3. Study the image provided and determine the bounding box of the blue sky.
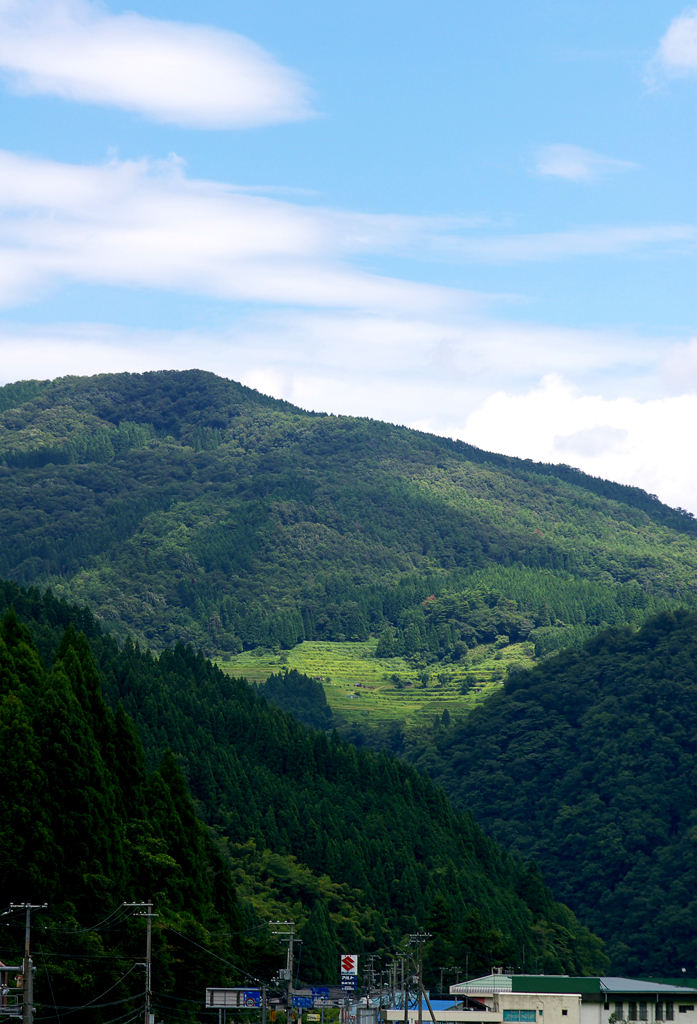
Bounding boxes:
[0,0,695,507]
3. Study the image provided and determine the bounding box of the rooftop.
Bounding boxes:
[450,977,697,998]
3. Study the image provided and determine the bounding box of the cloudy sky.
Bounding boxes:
[0,0,695,508]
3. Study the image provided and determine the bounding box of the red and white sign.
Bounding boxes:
[340,955,358,976]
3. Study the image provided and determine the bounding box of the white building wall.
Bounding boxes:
[496,991,582,1024]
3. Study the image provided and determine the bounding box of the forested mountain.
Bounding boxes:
[0,370,696,661]
[0,602,282,1024]
[401,610,697,975]
[0,579,606,1001]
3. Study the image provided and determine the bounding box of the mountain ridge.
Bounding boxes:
[0,369,695,662]
[1,369,693,534]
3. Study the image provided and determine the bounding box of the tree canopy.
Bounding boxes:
[401,610,697,974]
[0,370,695,661]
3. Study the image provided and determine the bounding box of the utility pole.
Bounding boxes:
[124,901,157,1024]
[270,921,295,1019]
[366,956,376,1005]
[401,957,407,1024]
[409,934,430,1024]
[9,903,46,1024]
[262,983,267,1024]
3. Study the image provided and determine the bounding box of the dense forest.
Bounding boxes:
[0,601,283,1024]
[399,610,697,975]
[0,370,696,660]
[5,370,697,987]
[0,577,607,1018]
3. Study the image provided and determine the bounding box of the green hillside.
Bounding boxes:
[220,637,532,731]
[0,603,283,1024]
[0,578,607,994]
[0,370,695,668]
[400,610,697,975]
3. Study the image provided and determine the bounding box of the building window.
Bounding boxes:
[640,1004,648,1021]
[666,1005,674,1021]
[562,1012,568,1017]
[616,1004,624,1018]
[605,1006,610,1012]
[657,1005,663,1021]
[678,1008,694,1014]
[503,1012,536,1021]
[629,1003,638,1020]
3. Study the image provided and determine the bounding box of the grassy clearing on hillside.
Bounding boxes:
[217,639,535,726]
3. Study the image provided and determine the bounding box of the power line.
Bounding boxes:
[35,996,145,1022]
[38,941,61,1024]
[165,927,261,983]
[49,906,136,935]
[34,963,143,1020]
[40,994,145,1012]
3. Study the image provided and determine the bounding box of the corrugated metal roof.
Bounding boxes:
[451,976,512,994]
[600,978,697,995]
[450,976,697,998]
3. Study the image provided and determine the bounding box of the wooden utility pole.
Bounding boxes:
[270,921,295,1019]
[124,900,157,1024]
[409,934,430,1024]
[401,957,408,1024]
[8,902,46,1024]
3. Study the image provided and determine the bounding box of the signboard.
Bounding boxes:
[341,977,357,991]
[340,955,358,976]
[311,989,330,998]
[206,989,262,1008]
[307,1015,321,1020]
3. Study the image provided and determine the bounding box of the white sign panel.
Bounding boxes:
[340,954,358,976]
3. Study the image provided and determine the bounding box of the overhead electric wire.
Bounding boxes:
[40,994,145,1013]
[34,962,143,1020]
[50,906,136,934]
[100,1005,147,1024]
[23,951,137,962]
[165,928,260,983]
[36,997,145,1023]
[38,941,61,1024]
[205,922,269,938]
[153,990,204,1003]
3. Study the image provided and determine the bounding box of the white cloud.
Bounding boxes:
[0,147,693,519]
[662,335,697,392]
[0,0,312,127]
[0,149,691,316]
[657,8,697,75]
[461,375,697,512]
[534,144,638,183]
[0,149,475,313]
[434,224,695,262]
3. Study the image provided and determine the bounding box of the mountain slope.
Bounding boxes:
[0,370,695,658]
[0,578,607,982]
[401,610,697,974]
[0,603,277,1024]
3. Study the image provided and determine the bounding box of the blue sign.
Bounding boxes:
[243,991,262,1008]
[293,997,313,1008]
[341,978,357,990]
[311,990,330,998]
